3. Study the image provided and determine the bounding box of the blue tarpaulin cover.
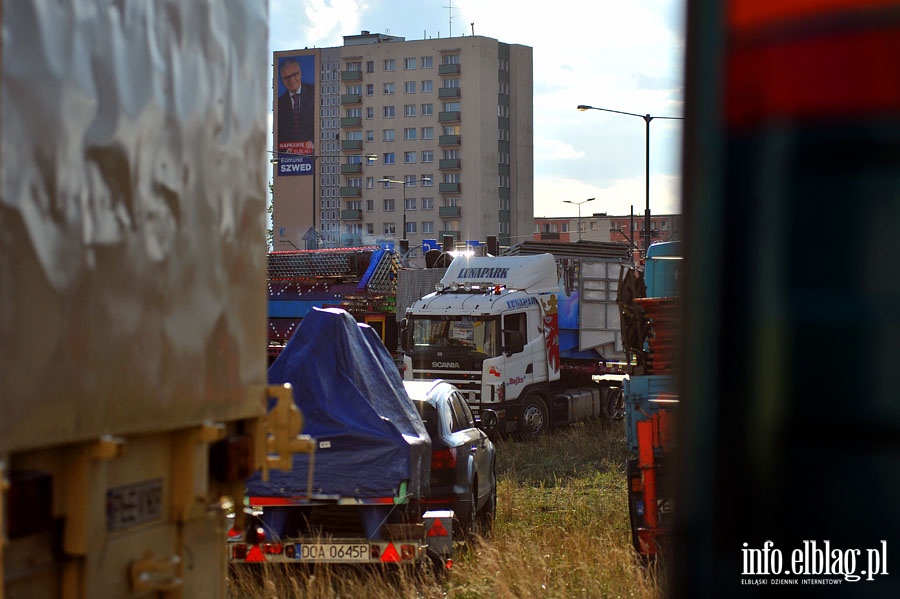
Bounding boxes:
[246,307,430,500]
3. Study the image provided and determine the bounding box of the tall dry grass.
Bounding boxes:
[228,419,665,598]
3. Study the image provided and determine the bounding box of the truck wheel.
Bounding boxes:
[518,395,549,439]
[604,387,625,421]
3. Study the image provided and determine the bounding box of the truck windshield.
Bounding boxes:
[410,316,500,357]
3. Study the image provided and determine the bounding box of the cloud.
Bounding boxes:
[534,174,681,218]
[535,138,585,161]
[301,0,365,47]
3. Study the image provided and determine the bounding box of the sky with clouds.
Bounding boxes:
[269,0,686,218]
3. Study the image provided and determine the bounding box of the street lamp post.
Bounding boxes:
[381,177,432,246]
[563,197,595,242]
[577,104,682,253]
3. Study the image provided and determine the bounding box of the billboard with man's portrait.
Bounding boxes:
[275,53,316,176]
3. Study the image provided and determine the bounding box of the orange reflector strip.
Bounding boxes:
[427,519,449,537]
[380,543,400,563]
[245,545,266,563]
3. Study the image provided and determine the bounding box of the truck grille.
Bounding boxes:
[412,369,482,406]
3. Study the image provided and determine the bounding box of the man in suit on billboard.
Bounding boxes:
[277,57,314,145]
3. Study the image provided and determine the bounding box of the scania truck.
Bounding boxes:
[400,245,631,438]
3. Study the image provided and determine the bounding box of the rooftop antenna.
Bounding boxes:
[471,22,475,36]
[443,0,455,37]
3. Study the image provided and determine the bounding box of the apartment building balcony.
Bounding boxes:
[341,116,362,128]
[438,111,461,123]
[438,63,461,75]
[341,93,362,105]
[439,182,460,193]
[341,209,363,220]
[438,87,460,99]
[438,206,461,218]
[438,134,461,146]
[341,163,363,174]
[341,140,362,151]
[439,158,461,170]
[340,187,362,197]
[341,71,362,81]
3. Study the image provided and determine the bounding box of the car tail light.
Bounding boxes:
[431,447,457,470]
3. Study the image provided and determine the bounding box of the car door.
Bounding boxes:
[448,390,491,507]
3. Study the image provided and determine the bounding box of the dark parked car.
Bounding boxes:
[404,380,498,537]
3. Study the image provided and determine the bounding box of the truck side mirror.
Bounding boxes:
[399,318,409,352]
[502,330,524,356]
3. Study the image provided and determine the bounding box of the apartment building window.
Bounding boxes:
[499,198,510,210]
[366,199,375,211]
[366,130,374,142]
[421,126,434,140]
[498,175,510,187]
[404,81,416,93]
[442,220,459,232]
[383,82,395,95]
[383,199,395,212]
[347,200,362,210]
[384,105,395,118]
[384,59,395,71]
[421,150,434,163]
[406,221,417,234]
[366,223,374,235]
[421,56,433,69]
[346,177,362,188]
[384,222,396,235]
[421,80,433,93]
[443,125,460,135]
[443,78,460,89]
[346,84,361,95]
[383,152,395,164]
[422,221,434,233]
[366,107,374,119]
[442,54,460,65]
[443,173,461,185]
[347,223,362,236]
[404,151,416,163]
[345,130,362,141]
[346,107,362,118]
[366,177,375,190]
[405,57,417,70]
[421,175,434,186]
[366,60,375,73]
[422,198,434,211]
[498,105,509,117]
[443,149,460,159]
[366,84,374,96]
[383,129,395,141]
[404,128,416,140]
[443,197,459,207]
[421,103,433,116]
[442,101,460,111]
[404,175,418,187]
[404,104,417,117]
[405,197,417,211]
[346,61,361,71]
